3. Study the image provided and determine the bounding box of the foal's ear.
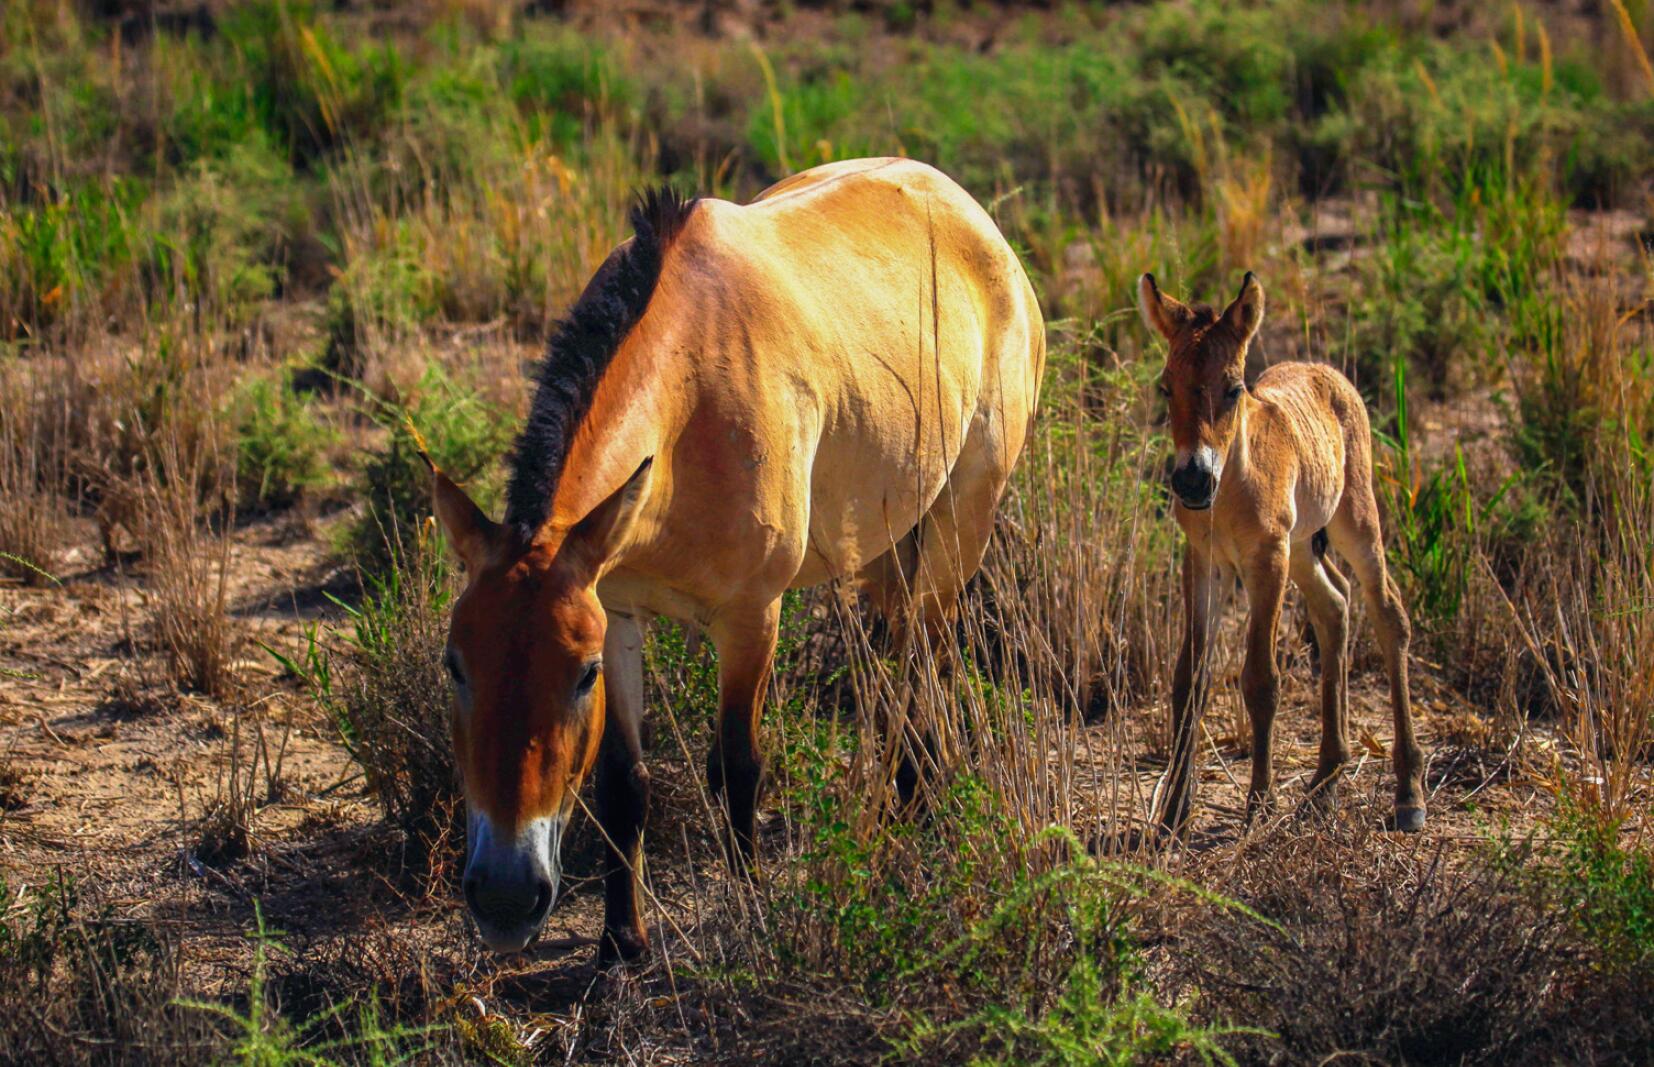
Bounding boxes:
[430,462,501,570]
[562,457,654,582]
[1138,273,1194,342]
[1220,271,1265,346]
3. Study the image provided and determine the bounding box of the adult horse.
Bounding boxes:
[429,158,1045,962]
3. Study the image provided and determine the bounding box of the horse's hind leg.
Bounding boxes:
[1290,541,1351,805]
[707,600,781,867]
[861,423,1011,807]
[1329,487,1426,832]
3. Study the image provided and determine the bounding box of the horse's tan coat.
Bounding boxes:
[435,158,1044,959]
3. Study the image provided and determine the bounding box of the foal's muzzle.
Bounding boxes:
[1170,455,1219,510]
[463,813,562,953]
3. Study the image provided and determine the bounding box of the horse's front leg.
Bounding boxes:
[1153,545,1223,837]
[707,601,780,868]
[596,611,651,965]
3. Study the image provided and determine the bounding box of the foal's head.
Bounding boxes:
[431,459,652,952]
[1138,272,1265,510]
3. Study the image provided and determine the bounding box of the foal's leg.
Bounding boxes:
[1153,546,1226,836]
[1330,491,1426,831]
[1290,545,1351,802]
[596,611,650,964]
[708,601,781,865]
[1239,545,1290,820]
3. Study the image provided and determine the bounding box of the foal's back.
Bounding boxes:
[1250,361,1375,545]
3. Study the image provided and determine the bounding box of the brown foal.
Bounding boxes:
[1138,271,1426,838]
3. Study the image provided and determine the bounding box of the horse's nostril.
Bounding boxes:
[532,879,554,920]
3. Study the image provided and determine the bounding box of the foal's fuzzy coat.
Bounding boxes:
[1139,272,1425,836]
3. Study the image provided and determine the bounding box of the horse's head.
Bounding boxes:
[431,458,652,953]
[1138,272,1264,511]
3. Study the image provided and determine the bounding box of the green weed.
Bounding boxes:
[179,903,440,1066]
[345,364,512,580]
[231,373,337,509]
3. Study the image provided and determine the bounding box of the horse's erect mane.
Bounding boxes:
[1186,304,1220,329]
[504,186,699,536]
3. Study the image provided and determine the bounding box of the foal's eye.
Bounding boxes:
[444,649,466,689]
[575,659,602,698]
[1224,383,1244,402]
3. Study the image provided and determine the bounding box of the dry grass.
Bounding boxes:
[1174,801,1654,1066]
[133,427,241,698]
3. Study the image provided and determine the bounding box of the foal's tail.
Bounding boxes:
[1312,527,1329,559]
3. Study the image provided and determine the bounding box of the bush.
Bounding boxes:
[1179,804,1654,1066]
[1541,802,1654,971]
[344,364,512,581]
[231,372,337,510]
[0,872,220,1063]
[279,542,459,868]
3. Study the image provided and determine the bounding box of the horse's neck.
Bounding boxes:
[546,333,684,535]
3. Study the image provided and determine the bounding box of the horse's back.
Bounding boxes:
[1253,361,1371,542]
[664,159,1043,587]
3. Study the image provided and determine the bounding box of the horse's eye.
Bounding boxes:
[1225,383,1244,402]
[575,659,602,698]
[445,649,466,688]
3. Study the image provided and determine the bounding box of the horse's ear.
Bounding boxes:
[1221,271,1265,346]
[1138,273,1193,342]
[562,457,654,581]
[429,458,500,569]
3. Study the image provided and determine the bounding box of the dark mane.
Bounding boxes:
[1186,304,1220,328]
[504,187,698,536]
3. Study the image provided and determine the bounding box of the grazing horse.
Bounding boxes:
[429,158,1045,962]
[1137,272,1424,838]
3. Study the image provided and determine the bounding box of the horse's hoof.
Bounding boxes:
[1388,806,1427,833]
[597,928,650,968]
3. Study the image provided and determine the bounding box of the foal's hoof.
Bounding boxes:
[597,927,650,969]
[1387,805,1427,834]
[1091,825,1170,856]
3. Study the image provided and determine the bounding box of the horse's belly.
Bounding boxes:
[796,384,976,584]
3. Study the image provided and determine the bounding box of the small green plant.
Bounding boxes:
[178,902,440,1066]
[231,373,337,509]
[270,540,458,864]
[1383,359,1519,634]
[0,870,215,1058]
[1542,798,1654,970]
[344,365,511,581]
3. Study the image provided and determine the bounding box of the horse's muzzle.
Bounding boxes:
[463,813,561,953]
[1170,458,1218,511]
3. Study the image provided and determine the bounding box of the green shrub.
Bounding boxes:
[230,373,336,510]
[218,2,406,166]
[1543,801,1654,971]
[273,544,458,866]
[344,364,511,580]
